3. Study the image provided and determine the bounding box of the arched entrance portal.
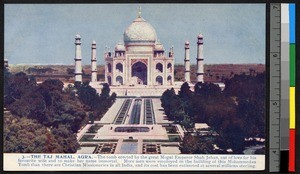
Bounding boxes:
[132,61,147,85]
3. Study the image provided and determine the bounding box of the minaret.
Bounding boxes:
[196,33,204,83]
[74,33,82,83]
[104,46,108,83]
[168,45,174,57]
[184,41,190,82]
[138,6,142,18]
[91,40,97,82]
[4,58,8,68]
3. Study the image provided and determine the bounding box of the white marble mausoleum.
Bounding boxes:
[74,9,205,96]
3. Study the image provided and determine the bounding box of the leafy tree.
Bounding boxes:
[4,68,86,153]
[224,72,265,139]
[162,71,265,154]
[40,79,64,91]
[74,81,81,89]
[77,82,98,108]
[181,114,194,129]
[76,81,115,121]
[8,92,46,122]
[180,133,214,154]
[161,88,184,122]
[161,88,176,116]
[4,112,62,153]
[178,82,193,99]
[178,82,193,114]
[89,112,94,124]
[217,116,246,153]
[194,82,221,97]
[180,133,199,154]
[110,92,117,103]
[5,72,37,103]
[51,125,80,153]
[100,83,110,100]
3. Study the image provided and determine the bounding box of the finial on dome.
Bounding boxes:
[138,6,142,18]
[75,33,81,39]
[198,33,203,38]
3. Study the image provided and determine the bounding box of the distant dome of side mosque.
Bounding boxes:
[124,8,157,45]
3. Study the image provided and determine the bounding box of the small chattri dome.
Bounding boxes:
[185,41,189,45]
[154,41,164,51]
[75,33,81,39]
[92,40,96,44]
[115,42,125,51]
[198,33,203,38]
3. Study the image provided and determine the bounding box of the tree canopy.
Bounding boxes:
[4,112,62,153]
[162,71,265,154]
[4,69,116,153]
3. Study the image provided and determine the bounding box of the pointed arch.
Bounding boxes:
[156,76,163,85]
[167,75,172,85]
[167,63,172,73]
[116,63,123,73]
[132,61,147,85]
[116,76,123,85]
[156,63,163,73]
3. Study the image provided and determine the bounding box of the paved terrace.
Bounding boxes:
[90,82,185,97]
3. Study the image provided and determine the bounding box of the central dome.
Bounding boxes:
[124,16,157,45]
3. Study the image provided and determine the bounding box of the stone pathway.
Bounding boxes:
[152,98,172,124]
[77,98,182,154]
[96,98,125,124]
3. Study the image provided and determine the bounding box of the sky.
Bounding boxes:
[4,4,266,65]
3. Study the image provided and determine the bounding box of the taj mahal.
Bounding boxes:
[75,8,208,154]
[74,8,204,96]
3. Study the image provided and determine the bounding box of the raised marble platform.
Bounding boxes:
[90,81,185,96]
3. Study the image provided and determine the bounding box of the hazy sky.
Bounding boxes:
[5,4,265,65]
